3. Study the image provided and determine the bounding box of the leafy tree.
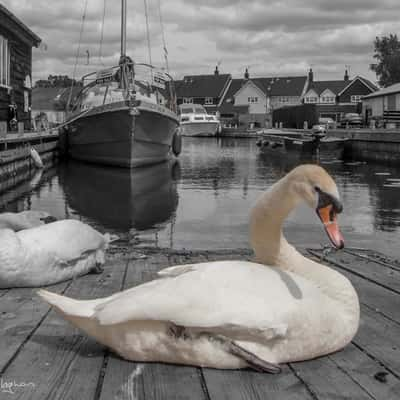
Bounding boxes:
[370,34,400,87]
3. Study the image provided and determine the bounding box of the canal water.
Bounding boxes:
[1,137,399,258]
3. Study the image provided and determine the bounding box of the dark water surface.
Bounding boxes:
[2,137,399,258]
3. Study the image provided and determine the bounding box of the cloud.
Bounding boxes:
[3,0,398,83]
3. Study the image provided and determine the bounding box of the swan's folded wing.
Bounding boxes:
[94,261,293,339]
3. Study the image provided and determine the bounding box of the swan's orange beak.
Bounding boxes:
[316,204,344,249]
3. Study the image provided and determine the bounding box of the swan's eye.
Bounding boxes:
[314,186,321,193]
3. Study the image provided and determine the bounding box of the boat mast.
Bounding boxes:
[121,0,126,58]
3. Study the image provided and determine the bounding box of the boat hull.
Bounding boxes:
[180,121,220,137]
[65,100,179,168]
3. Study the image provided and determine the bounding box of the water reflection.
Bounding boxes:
[0,137,398,257]
[58,160,179,231]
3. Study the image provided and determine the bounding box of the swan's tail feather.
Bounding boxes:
[37,289,96,318]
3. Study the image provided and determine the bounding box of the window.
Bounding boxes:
[205,97,213,105]
[321,96,335,103]
[351,95,362,103]
[279,97,289,103]
[248,96,258,103]
[183,97,193,104]
[305,96,317,103]
[0,35,10,86]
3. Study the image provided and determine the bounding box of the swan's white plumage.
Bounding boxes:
[37,165,360,371]
[0,219,113,288]
[0,210,55,231]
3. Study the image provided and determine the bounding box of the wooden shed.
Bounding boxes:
[0,4,41,133]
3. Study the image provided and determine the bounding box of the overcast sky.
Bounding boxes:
[4,0,400,84]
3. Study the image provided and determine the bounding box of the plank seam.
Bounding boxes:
[327,356,378,400]
[361,302,400,327]
[344,249,400,273]
[93,257,130,400]
[351,341,400,380]
[0,281,73,376]
[198,368,212,400]
[307,249,400,296]
[288,364,320,400]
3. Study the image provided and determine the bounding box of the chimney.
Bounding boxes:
[214,65,219,76]
[244,67,249,80]
[308,68,313,83]
[344,69,349,81]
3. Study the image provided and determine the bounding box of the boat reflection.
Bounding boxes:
[58,160,180,231]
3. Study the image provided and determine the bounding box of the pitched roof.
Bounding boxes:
[363,82,400,99]
[307,80,349,96]
[307,76,379,97]
[0,4,41,46]
[252,76,307,96]
[219,78,247,113]
[175,74,231,98]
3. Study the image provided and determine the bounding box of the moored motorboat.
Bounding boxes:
[179,104,221,137]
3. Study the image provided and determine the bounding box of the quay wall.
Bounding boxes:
[327,129,400,165]
[0,133,59,195]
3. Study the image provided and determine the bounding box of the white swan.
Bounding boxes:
[38,165,360,373]
[0,210,57,231]
[0,219,117,288]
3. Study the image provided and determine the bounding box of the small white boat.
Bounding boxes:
[179,104,221,137]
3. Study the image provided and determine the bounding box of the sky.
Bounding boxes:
[4,0,400,84]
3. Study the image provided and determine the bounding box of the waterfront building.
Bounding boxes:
[362,82,400,128]
[0,4,41,134]
[303,68,377,123]
[175,66,231,115]
[219,69,308,128]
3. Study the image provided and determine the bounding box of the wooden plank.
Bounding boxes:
[289,357,375,400]
[308,248,400,294]
[99,254,208,400]
[330,343,400,400]
[308,249,400,324]
[353,305,400,377]
[0,280,70,373]
[0,258,128,399]
[203,366,314,400]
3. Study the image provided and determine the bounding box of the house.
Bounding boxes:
[303,68,378,123]
[175,66,231,114]
[362,82,400,128]
[219,69,308,128]
[0,4,41,133]
[31,86,79,129]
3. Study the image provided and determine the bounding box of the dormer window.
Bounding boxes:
[183,97,193,104]
[205,97,213,105]
[304,96,318,103]
[321,96,335,103]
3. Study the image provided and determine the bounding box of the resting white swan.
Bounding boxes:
[0,219,117,288]
[0,210,57,231]
[38,165,360,373]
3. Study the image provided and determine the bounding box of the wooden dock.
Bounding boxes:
[0,246,399,399]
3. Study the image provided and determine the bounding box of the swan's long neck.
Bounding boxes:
[249,176,359,329]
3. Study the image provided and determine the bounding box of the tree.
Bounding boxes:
[370,34,400,87]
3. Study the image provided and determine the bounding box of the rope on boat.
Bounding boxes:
[98,0,107,66]
[157,0,169,73]
[143,0,154,82]
[67,0,89,108]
